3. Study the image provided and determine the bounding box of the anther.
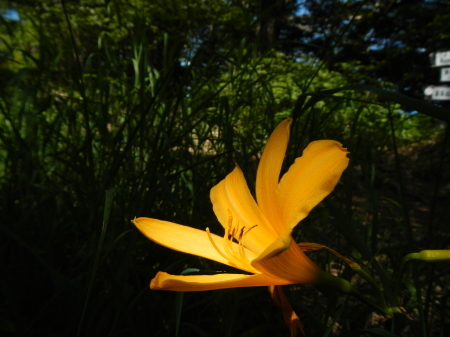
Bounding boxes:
[239,227,245,240]
[245,224,258,234]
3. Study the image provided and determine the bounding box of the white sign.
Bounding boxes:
[424,86,450,100]
[441,67,450,82]
[436,51,450,67]
[424,87,434,96]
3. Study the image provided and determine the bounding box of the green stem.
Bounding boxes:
[388,111,427,337]
[317,271,400,317]
[394,250,450,304]
[77,189,114,337]
[311,243,388,309]
[351,265,388,310]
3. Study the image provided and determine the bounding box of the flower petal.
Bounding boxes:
[150,271,295,291]
[251,239,322,284]
[268,285,304,337]
[253,228,292,261]
[132,218,257,273]
[277,140,349,230]
[210,166,279,255]
[256,119,291,234]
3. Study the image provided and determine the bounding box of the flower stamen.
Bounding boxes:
[205,210,256,272]
[205,227,230,262]
[238,224,258,263]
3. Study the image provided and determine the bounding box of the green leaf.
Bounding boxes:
[306,84,450,122]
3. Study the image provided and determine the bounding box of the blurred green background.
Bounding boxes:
[1,1,450,336]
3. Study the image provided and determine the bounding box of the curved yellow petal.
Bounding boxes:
[210,166,279,255]
[256,119,291,234]
[150,271,295,291]
[251,239,322,284]
[132,218,257,273]
[277,140,349,230]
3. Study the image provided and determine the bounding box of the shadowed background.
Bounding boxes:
[1,1,450,336]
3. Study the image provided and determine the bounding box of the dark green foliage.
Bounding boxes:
[291,0,450,99]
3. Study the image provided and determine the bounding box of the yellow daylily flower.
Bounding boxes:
[133,118,349,292]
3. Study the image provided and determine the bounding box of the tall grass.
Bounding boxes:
[1,2,449,337]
